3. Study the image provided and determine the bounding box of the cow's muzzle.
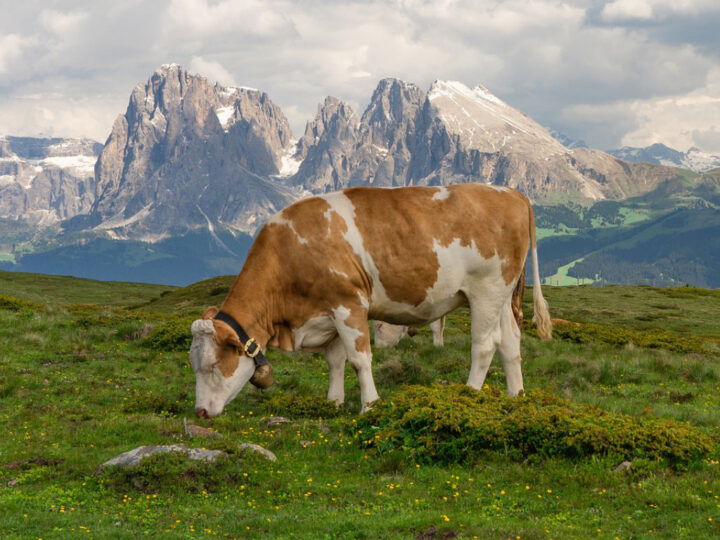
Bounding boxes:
[249,363,273,389]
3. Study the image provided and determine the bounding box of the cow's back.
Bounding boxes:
[338,185,530,303]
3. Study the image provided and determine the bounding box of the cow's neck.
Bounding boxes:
[220,246,281,349]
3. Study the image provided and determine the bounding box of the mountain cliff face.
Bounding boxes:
[290,79,682,204]
[0,136,100,224]
[608,143,720,173]
[90,64,299,239]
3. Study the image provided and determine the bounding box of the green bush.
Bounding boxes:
[99,449,263,493]
[353,384,714,466]
[145,316,195,351]
[0,294,42,312]
[265,393,345,418]
[552,322,709,354]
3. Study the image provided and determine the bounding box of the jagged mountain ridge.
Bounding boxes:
[89,64,301,240]
[0,136,101,224]
[289,77,682,204]
[6,66,690,242]
[607,143,720,173]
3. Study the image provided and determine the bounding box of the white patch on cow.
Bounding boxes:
[331,305,363,348]
[487,185,510,192]
[292,314,336,350]
[268,213,308,245]
[189,319,255,417]
[432,186,450,200]
[357,292,369,309]
[428,239,511,311]
[189,320,216,372]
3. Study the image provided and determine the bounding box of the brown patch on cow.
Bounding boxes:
[219,195,372,351]
[211,320,242,377]
[346,185,531,305]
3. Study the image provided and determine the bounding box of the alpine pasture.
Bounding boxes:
[1,271,719,538]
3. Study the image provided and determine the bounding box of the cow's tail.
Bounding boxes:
[528,204,553,340]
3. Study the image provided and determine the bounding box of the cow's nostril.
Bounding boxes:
[195,407,209,418]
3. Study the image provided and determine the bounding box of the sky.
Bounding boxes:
[1,0,719,153]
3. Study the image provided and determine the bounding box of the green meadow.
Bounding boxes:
[1,271,719,538]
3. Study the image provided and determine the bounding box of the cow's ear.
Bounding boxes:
[202,306,219,319]
[225,332,242,350]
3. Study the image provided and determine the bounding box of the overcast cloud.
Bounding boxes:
[1,0,719,152]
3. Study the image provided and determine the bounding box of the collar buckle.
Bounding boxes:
[244,337,261,358]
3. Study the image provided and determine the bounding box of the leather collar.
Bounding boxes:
[214,311,268,366]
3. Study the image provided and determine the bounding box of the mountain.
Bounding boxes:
[535,169,720,288]
[548,129,587,149]
[292,78,684,203]
[608,143,720,173]
[88,63,301,240]
[0,136,101,225]
[0,66,714,285]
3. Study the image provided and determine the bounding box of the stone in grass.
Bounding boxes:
[96,444,225,473]
[238,443,277,462]
[614,460,633,473]
[266,416,293,427]
[183,417,222,438]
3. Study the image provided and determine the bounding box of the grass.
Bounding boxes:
[1,273,720,538]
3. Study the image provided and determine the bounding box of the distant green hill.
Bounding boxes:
[536,170,720,287]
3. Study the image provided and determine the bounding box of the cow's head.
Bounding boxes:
[189,307,273,418]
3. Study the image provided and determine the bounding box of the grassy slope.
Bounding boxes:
[0,270,175,306]
[1,276,720,538]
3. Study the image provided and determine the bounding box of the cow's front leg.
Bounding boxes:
[332,305,378,413]
[325,336,347,405]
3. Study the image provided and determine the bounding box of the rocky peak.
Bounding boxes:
[0,136,101,224]
[361,78,424,143]
[89,64,297,238]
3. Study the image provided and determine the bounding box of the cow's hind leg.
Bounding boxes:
[496,300,524,396]
[332,305,379,413]
[325,336,346,405]
[467,287,511,390]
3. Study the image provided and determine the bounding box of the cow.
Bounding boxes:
[189,184,552,418]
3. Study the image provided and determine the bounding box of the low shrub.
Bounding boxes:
[145,316,195,351]
[551,322,709,354]
[99,449,264,493]
[353,384,714,466]
[265,393,345,418]
[0,294,42,312]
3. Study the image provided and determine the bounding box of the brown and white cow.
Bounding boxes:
[189,184,552,417]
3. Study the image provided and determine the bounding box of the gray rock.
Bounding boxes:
[89,64,298,240]
[266,416,293,427]
[0,136,100,223]
[614,460,633,473]
[183,417,222,438]
[237,442,277,462]
[97,444,224,472]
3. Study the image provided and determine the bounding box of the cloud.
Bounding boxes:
[0,0,719,152]
[600,0,720,22]
[39,9,88,35]
[188,56,237,87]
[0,34,36,74]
